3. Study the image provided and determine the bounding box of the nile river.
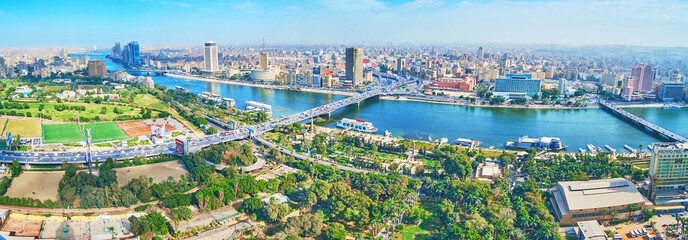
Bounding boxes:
[83,52,688,152]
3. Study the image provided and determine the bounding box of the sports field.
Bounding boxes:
[80,122,128,142]
[3,119,42,138]
[43,123,84,143]
[5,171,63,201]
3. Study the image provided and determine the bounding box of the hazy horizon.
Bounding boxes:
[1,0,687,47]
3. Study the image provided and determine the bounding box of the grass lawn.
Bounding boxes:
[81,122,128,142]
[43,123,84,143]
[3,119,42,138]
[133,94,170,110]
[0,101,143,122]
[399,225,431,240]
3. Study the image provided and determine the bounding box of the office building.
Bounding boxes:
[87,60,106,77]
[112,42,121,59]
[631,64,655,93]
[577,220,607,240]
[549,178,648,225]
[345,47,363,86]
[670,69,683,83]
[477,46,484,60]
[493,75,542,98]
[204,41,219,72]
[648,142,688,207]
[657,82,685,102]
[621,76,641,101]
[259,41,268,70]
[559,79,568,95]
[121,41,140,66]
[431,77,475,91]
[396,57,406,73]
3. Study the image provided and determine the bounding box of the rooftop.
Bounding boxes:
[550,178,647,215]
[577,220,607,240]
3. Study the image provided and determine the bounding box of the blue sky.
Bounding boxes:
[0,0,686,47]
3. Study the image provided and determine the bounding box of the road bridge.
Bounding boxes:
[0,74,411,164]
[599,101,688,143]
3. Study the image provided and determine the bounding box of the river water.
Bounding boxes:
[82,52,688,152]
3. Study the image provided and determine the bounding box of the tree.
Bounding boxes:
[10,160,22,177]
[285,213,323,238]
[172,207,192,222]
[241,197,263,214]
[326,222,347,240]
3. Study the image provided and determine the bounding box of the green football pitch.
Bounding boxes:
[43,123,84,143]
[80,122,128,142]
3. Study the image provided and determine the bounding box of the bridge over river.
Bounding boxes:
[0,74,411,164]
[599,101,688,143]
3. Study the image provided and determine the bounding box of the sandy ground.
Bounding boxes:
[115,160,189,186]
[166,73,356,96]
[6,171,64,201]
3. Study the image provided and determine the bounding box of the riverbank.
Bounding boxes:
[380,96,600,109]
[165,73,356,96]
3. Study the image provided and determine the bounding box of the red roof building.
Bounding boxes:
[432,77,476,91]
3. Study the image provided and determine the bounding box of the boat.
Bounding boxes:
[579,148,586,153]
[587,144,597,153]
[647,144,653,151]
[437,137,449,145]
[385,130,392,137]
[624,145,637,153]
[662,104,682,110]
[604,145,616,153]
[504,136,566,151]
[336,118,378,133]
[598,147,604,152]
[453,138,477,147]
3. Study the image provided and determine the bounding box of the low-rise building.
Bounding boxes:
[493,75,542,98]
[431,77,475,91]
[549,178,649,225]
[577,220,607,240]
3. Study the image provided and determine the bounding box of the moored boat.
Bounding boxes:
[336,118,378,133]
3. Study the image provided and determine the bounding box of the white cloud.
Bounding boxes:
[401,0,443,10]
[285,6,299,11]
[200,8,214,12]
[176,2,190,7]
[320,0,387,14]
[159,1,169,4]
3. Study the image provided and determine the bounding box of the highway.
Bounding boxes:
[0,74,412,165]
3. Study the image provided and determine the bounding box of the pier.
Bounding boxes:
[599,101,688,143]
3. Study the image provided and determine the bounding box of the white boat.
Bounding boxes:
[438,137,448,145]
[647,144,653,151]
[579,148,586,153]
[587,144,597,153]
[662,104,682,110]
[385,130,392,137]
[336,118,378,133]
[604,145,616,153]
[624,145,637,153]
[504,136,566,151]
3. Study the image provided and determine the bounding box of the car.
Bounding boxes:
[331,164,336,166]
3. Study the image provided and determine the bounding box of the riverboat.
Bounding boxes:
[336,118,378,133]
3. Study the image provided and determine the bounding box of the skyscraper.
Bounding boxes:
[345,47,363,86]
[112,42,121,59]
[477,46,484,60]
[204,41,219,72]
[396,57,406,73]
[559,79,567,95]
[259,39,268,70]
[631,64,655,93]
[87,60,106,77]
[122,41,140,66]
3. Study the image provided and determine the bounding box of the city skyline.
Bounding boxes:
[1,0,687,47]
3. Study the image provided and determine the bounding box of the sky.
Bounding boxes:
[0,0,687,47]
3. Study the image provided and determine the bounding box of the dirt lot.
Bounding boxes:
[115,160,189,186]
[1,216,42,237]
[6,171,64,201]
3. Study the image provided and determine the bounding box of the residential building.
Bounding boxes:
[87,60,106,77]
[648,142,688,207]
[577,220,607,240]
[549,178,649,225]
[657,82,685,102]
[631,64,655,93]
[345,47,363,86]
[559,79,568,95]
[204,41,219,72]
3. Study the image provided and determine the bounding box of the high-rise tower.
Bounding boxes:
[345,47,363,86]
[259,38,268,70]
[204,41,219,72]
